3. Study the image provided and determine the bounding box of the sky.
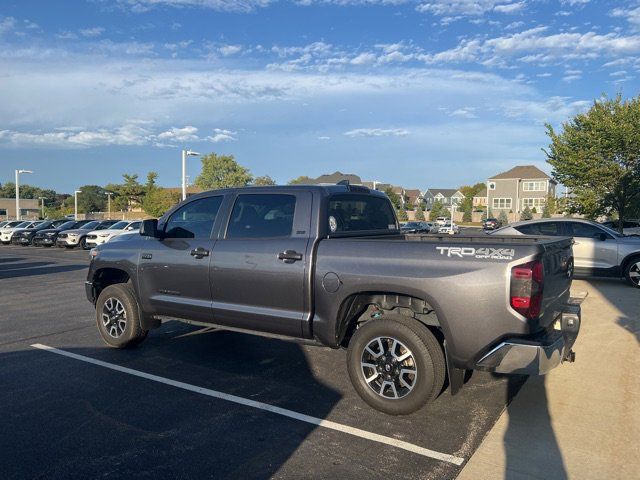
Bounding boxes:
[0,0,638,194]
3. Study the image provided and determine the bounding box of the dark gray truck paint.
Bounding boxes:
[86,185,579,384]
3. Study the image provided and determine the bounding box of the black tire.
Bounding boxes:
[624,256,640,288]
[96,283,148,348]
[346,315,445,415]
[80,237,88,250]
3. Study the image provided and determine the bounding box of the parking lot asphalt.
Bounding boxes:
[0,245,525,480]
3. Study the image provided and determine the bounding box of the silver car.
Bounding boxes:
[490,218,640,288]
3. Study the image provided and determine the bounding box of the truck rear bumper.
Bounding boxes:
[475,305,580,375]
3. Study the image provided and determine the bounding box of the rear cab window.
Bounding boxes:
[327,194,398,234]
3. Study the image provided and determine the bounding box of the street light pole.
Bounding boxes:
[106,192,113,219]
[181,149,200,201]
[15,169,34,220]
[74,190,82,221]
[38,197,45,219]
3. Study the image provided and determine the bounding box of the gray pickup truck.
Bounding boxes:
[86,184,580,415]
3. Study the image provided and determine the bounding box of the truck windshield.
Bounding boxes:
[328,194,398,234]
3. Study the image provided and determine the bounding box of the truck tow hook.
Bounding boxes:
[564,350,576,363]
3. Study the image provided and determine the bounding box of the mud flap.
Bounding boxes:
[445,340,465,395]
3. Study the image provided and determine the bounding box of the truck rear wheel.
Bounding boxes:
[96,284,148,348]
[346,315,445,415]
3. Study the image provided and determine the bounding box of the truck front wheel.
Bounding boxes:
[96,284,148,348]
[346,316,445,415]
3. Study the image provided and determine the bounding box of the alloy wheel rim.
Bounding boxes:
[361,336,417,400]
[630,262,640,286]
[101,297,127,338]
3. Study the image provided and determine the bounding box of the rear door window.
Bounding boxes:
[328,194,397,233]
[227,194,296,238]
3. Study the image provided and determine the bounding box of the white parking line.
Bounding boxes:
[31,343,465,466]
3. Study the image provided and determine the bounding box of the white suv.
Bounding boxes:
[85,220,141,248]
[0,221,42,244]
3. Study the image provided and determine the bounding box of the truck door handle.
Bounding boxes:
[277,250,303,263]
[190,247,210,259]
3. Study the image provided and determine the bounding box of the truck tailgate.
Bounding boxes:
[538,237,574,329]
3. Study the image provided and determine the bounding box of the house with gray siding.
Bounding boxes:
[487,165,557,214]
[423,188,464,210]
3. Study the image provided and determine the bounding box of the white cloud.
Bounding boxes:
[219,44,243,56]
[350,52,377,65]
[344,128,409,137]
[318,136,331,140]
[0,122,153,148]
[493,2,526,14]
[420,27,640,66]
[207,128,238,142]
[120,0,275,13]
[79,27,105,38]
[156,126,199,142]
[416,1,526,16]
[0,16,17,35]
[450,107,478,118]
[610,6,640,27]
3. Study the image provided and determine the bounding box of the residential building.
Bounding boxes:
[423,188,464,210]
[0,198,40,220]
[312,171,363,185]
[404,189,424,208]
[473,187,487,208]
[486,165,557,214]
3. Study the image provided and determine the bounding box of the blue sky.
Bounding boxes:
[0,0,637,193]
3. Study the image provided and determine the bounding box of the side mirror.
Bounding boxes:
[598,233,608,241]
[140,219,162,238]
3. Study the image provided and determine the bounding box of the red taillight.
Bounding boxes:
[510,260,544,319]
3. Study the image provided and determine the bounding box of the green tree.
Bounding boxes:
[143,188,179,218]
[397,208,408,222]
[429,200,447,221]
[195,153,253,190]
[542,203,551,218]
[253,175,277,186]
[498,210,509,225]
[384,188,402,210]
[546,195,558,215]
[414,208,425,221]
[545,94,640,232]
[288,175,314,185]
[141,171,179,217]
[77,185,106,213]
[520,206,534,221]
[462,202,472,222]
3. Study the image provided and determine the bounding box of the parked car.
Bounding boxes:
[85,184,580,415]
[434,216,447,226]
[490,218,640,288]
[32,220,93,247]
[11,219,69,246]
[601,220,640,236]
[85,221,142,248]
[400,221,432,234]
[56,220,119,250]
[483,218,502,231]
[438,221,459,235]
[0,221,43,245]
